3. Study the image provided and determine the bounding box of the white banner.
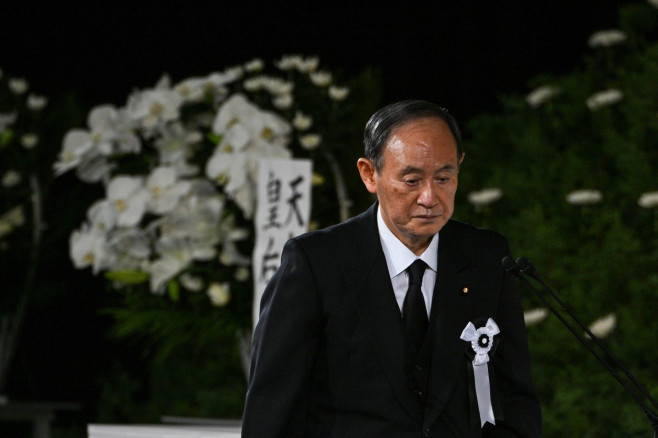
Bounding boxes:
[252,158,312,329]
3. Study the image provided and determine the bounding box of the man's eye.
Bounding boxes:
[405,179,419,185]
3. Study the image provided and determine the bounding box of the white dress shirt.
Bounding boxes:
[377,206,438,317]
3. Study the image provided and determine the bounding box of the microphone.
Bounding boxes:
[503,256,658,436]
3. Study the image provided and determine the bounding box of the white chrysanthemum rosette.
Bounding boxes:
[460,318,500,427]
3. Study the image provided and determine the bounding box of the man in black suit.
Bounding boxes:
[242,100,541,437]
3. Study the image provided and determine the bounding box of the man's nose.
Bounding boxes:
[417,181,438,207]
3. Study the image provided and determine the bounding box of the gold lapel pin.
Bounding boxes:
[462,287,469,294]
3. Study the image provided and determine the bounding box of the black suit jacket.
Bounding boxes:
[242,203,541,437]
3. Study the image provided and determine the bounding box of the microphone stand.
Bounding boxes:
[502,256,658,437]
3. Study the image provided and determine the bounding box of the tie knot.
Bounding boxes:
[407,259,427,287]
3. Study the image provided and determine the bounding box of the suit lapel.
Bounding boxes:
[424,220,474,425]
[343,203,424,425]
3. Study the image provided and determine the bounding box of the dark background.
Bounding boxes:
[1,1,634,120]
[0,0,637,431]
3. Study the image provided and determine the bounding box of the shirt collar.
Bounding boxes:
[377,206,439,278]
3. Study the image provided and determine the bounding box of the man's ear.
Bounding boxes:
[357,158,377,194]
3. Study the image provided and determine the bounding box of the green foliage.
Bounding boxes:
[456,3,658,436]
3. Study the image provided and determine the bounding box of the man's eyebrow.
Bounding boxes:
[398,164,457,175]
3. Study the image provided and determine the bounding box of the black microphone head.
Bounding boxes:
[502,256,521,275]
[516,257,538,279]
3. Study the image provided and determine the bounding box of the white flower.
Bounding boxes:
[586,89,623,110]
[106,176,149,227]
[54,105,140,180]
[272,93,293,109]
[566,189,603,205]
[8,78,28,95]
[212,94,291,148]
[126,87,184,130]
[106,227,151,271]
[147,235,197,292]
[54,129,95,175]
[292,111,313,130]
[244,58,264,72]
[587,313,617,338]
[27,93,48,110]
[467,188,503,208]
[21,133,38,149]
[275,54,304,71]
[206,150,248,186]
[310,71,332,87]
[524,308,548,326]
[638,191,658,208]
[261,77,294,96]
[588,29,627,48]
[2,170,21,187]
[207,282,231,307]
[145,166,192,214]
[70,225,112,274]
[180,273,204,292]
[526,85,561,108]
[243,76,264,92]
[153,122,201,177]
[219,217,250,266]
[299,134,322,150]
[147,255,188,293]
[86,199,119,233]
[298,56,320,73]
[328,85,349,101]
[157,187,224,258]
[174,71,238,102]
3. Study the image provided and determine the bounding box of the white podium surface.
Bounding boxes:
[88,424,241,438]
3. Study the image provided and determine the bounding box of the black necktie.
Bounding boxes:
[402,259,428,352]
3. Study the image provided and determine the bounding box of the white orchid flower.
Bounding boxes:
[106,227,151,271]
[86,199,119,233]
[126,88,184,130]
[70,225,112,274]
[53,129,95,175]
[106,176,149,227]
[147,235,197,292]
[146,166,192,214]
[153,122,202,176]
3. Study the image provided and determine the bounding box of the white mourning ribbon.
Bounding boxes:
[460,318,500,427]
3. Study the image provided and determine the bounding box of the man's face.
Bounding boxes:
[358,117,463,254]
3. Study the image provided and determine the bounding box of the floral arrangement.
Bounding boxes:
[54,55,353,310]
